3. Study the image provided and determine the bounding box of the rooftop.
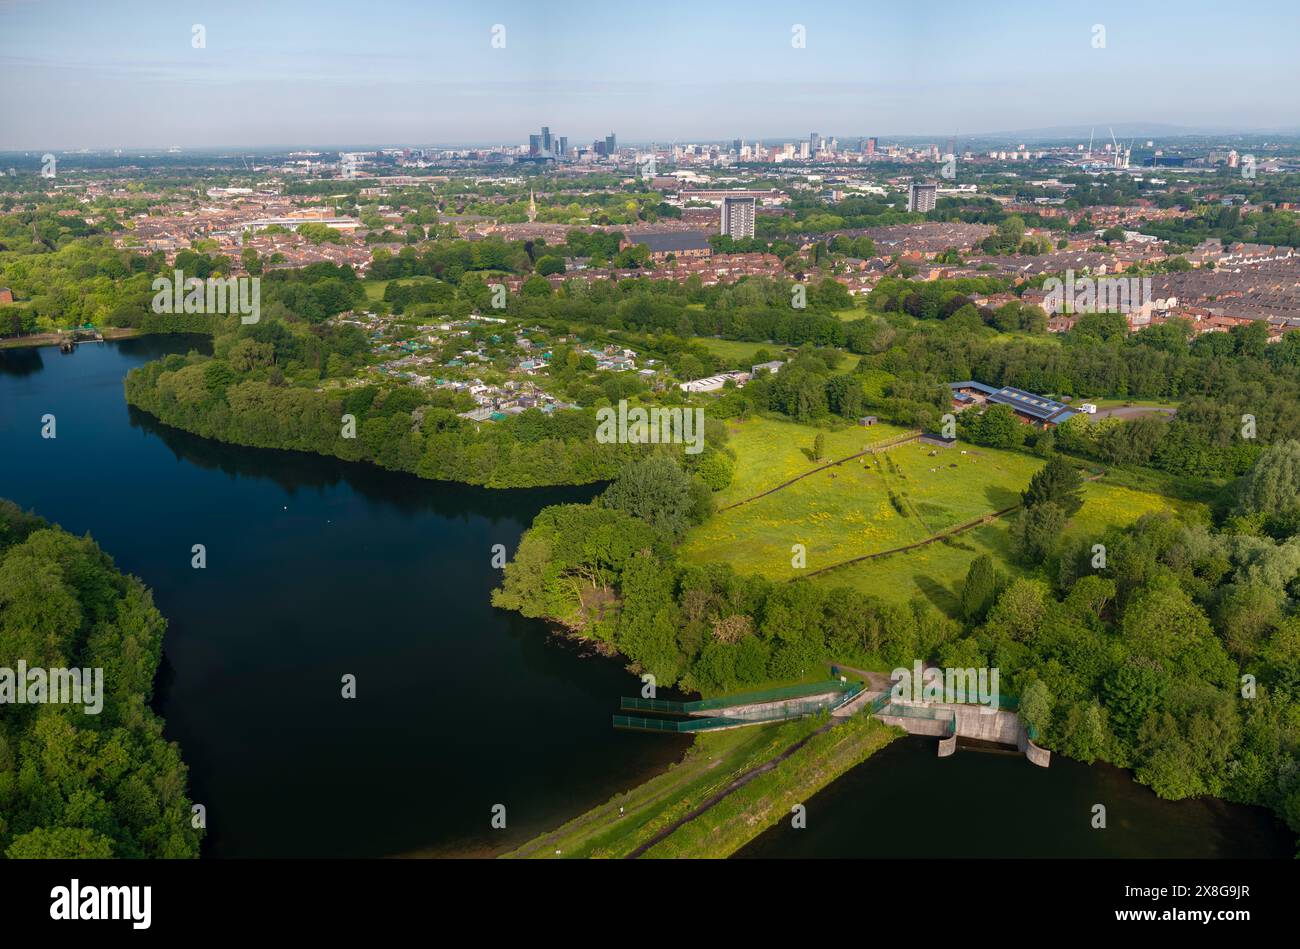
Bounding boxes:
[950,380,1078,424]
[628,231,712,253]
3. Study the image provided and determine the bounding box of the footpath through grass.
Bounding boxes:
[505,712,900,859]
[504,716,826,859]
[641,715,900,859]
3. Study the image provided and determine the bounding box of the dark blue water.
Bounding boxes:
[739,737,1294,858]
[0,338,687,857]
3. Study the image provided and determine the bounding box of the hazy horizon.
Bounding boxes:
[3,0,1299,150]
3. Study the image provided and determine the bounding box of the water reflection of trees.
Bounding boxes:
[0,346,45,377]
[126,404,600,522]
[115,334,213,360]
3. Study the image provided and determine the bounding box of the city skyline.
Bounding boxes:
[6,122,1296,156]
[3,0,1300,150]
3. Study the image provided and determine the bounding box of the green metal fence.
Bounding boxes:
[619,679,859,716]
[613,689,855,733]
[619,697,693,715]
[612,714,752,733]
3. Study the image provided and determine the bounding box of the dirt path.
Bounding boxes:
[624,719,837,859]
[832,666,893,692]
[506,751,718,859]
[1094,406,1177,420]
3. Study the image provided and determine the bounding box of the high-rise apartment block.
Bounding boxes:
[908,181,937,213]
[720,195,756,239]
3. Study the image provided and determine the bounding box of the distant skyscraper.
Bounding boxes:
[605,133,617,155]
[527,127,565,159]
[908,181,937,213]
[720,195,756,240]
[866,137,877,156]
[810,132,821,153]
[733,138,742,154]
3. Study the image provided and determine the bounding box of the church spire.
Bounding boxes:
[528,188,537,223]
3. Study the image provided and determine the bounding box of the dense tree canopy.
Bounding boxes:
[0,501,202,859]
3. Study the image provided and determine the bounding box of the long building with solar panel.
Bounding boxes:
[948,380,1080,428]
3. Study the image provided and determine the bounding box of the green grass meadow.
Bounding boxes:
[690,417,1202,614]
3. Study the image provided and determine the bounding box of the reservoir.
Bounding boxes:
[0,337,688,857]
[1,338,1292,859]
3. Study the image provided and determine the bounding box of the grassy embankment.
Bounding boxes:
[506,709,899,859]
[642,715,897,858]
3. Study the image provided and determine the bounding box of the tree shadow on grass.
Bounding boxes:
[984,484,1021,510]
[914,573,961,619]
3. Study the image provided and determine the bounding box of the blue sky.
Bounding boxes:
[1,0,1298,149]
